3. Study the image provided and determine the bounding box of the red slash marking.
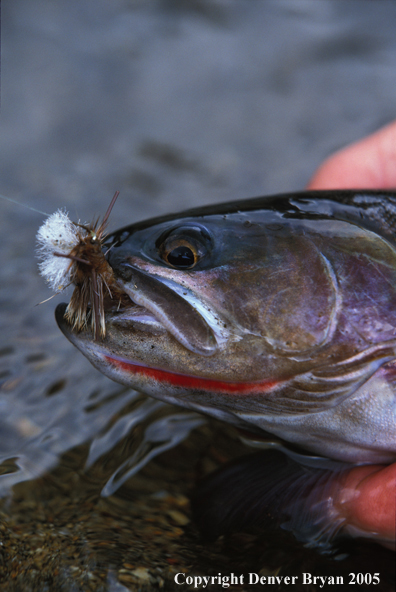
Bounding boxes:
[104,355,279,394]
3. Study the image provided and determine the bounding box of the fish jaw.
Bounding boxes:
[55,301,286,428]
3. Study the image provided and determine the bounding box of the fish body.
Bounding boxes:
[56,190,396,466]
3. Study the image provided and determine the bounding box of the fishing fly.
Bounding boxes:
[36,191,123,340]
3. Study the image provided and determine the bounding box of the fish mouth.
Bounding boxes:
[55,264,219,356]
[55,300,163,338]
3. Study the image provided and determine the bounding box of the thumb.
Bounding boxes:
[308,121,396,190]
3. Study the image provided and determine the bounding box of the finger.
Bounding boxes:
[308,121,396,190]
[333,463,396,549]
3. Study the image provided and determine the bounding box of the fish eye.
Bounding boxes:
[161,239,198,269]
[156,224,212,270]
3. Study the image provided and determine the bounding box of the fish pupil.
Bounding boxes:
[167,245,195,268]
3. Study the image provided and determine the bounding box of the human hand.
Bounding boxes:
[308,121,396,550]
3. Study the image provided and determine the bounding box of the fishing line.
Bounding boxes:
[0,193,49,216]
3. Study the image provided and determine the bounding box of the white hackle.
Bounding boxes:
[36,209,87,292]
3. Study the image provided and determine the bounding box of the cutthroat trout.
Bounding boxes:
[55,190,396,548]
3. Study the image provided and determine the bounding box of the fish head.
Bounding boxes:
[56,192,396,463]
